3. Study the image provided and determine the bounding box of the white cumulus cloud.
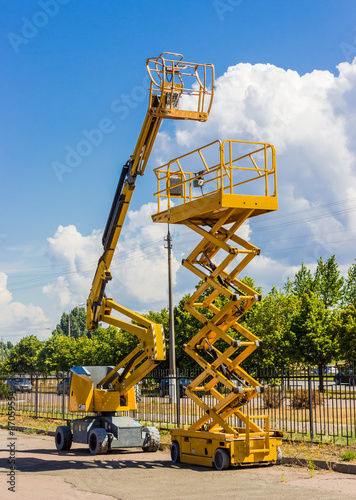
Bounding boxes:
[0,272,48,339]
[42,206,185,315]
[43,224,102,308]
[153,58,356,284]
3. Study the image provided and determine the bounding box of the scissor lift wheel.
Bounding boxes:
[214,448,230,471]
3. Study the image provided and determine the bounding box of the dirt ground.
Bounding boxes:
[1,430,356,500]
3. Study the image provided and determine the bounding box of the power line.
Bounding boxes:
[249,196,356,226]
[4,198,356,293]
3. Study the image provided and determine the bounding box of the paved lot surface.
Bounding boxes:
[1,430,356,499]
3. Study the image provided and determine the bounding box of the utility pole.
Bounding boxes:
[68,312,71,338]
[1,338,3,363]
[165,225,177,403]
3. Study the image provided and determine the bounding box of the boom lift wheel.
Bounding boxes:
[88,428,109,455]
[55,425,72,451]
[214,448,230,471]
[142,426,160,452]
[171,441,180,463]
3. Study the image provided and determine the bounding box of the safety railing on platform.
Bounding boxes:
[153,139,277,214]
[147,52,214,119]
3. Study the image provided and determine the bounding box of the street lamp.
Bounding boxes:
[165,226,177,404]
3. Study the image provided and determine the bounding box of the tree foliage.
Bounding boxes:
[331,303,356,364]
[52,307,90,338]
[288,256,341,374]
[0,341,13,363]
[3,335,43,374]
[313,256,344,308]
[291,292,334,366]
[3,257,356,374]
[242,286,300,368]
[342,259,356,307]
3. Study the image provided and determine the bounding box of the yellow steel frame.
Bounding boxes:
[153,139,282,466]
[153,139,277,219]
[74,53,214,413]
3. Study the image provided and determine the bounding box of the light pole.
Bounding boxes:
[165,225,177,403]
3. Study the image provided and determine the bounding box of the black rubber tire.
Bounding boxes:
[214,448,230,471]
[171,441,180,463]
[55,425,72,451]
[142,426,160,452]
[276,446,283,465]
[88,428,109,455]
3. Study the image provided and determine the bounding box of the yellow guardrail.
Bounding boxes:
[153,139,277,213]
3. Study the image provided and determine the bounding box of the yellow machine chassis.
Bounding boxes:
[153,139,283,468]
[171,428,282,468]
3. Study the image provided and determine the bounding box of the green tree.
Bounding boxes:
[52,307,89,338]
[314,256,344,308]
[37,334,75,373]
[291,291,335,390]
[291,256,344,308]
[3,335,43,374]
[242,286,300,368]
[291,292,333,365]
[342,260,356,307]
[292,263,314,296]
[331,303,356,364]
[290,257,343,384]
[0,340,13,363]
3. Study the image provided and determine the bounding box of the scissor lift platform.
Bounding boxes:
[153,139,282,470]
[152,139,277,226]
[152,190,278,226]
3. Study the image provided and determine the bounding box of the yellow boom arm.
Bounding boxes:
[85,53,214,405]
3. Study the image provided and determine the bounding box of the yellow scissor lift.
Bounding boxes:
[152,139,283,469]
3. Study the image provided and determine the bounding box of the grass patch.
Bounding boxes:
[0,413,63,433]
[341,451,356,461]
[282,440,356,464]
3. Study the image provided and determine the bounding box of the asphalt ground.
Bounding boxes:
[1,430,356,500]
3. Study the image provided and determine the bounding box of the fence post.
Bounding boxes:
[62,374,65,421]
[308,366,314,441]
[176,368,180,428]
[35,374,38,418]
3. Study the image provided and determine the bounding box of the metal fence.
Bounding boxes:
[1,366,355,444]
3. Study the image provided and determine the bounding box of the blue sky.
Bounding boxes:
[1,0,356,342]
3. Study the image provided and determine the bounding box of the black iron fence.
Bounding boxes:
[1,366,355,444]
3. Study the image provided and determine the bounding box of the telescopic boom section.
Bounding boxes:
[86,53,214,395]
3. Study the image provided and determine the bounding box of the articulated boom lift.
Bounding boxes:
[55,53,214,455]
[152,139,283,468]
